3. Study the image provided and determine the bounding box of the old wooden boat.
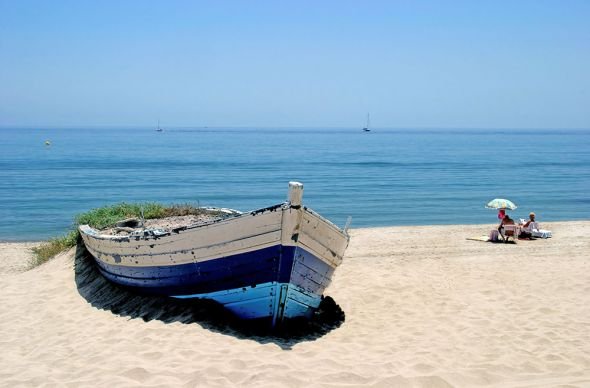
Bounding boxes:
[79,182,349,327]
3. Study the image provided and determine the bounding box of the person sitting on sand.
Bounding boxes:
[498,214,516,241]
[519,212,536,239]
[522,212,536,228]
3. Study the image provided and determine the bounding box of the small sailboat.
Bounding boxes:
[156,120,163,132]
[362,113,371,132]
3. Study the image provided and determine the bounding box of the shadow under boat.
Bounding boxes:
[73,239,345,349]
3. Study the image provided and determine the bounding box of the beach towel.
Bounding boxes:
[466,235,490,242]
[532,229,552,238]
[465,230,500,242]
[528,222,552,238]
[466,235,517,244]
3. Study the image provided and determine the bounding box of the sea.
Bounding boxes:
[0,127,589,241]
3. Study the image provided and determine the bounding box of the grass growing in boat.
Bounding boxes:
[31,202,223,267]
[75,202,167,230]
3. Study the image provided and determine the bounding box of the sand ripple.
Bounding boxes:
[1,221,589,387]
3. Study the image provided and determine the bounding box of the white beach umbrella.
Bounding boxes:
[485,198,517,210]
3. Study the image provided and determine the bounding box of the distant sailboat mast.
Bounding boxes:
[362,113,371,132]
[156,119,163,132]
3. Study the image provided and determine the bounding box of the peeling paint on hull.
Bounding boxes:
[79,183,349,326]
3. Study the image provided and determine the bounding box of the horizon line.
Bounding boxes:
[1,125,589,131]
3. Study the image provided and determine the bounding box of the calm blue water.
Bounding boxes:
[0,127,589,241]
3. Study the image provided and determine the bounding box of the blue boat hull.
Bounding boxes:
[80,185,349,326]
[92,244,335,324]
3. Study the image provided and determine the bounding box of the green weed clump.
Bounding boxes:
[30,202,217,268]
[31,230,79,268]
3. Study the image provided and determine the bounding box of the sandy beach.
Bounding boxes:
[1,221,589,387]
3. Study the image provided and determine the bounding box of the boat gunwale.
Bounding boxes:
[302,206,350,239]
[79,202,349,242]
[79,203,285,241]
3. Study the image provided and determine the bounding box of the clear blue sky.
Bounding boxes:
[1,1,589,129]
